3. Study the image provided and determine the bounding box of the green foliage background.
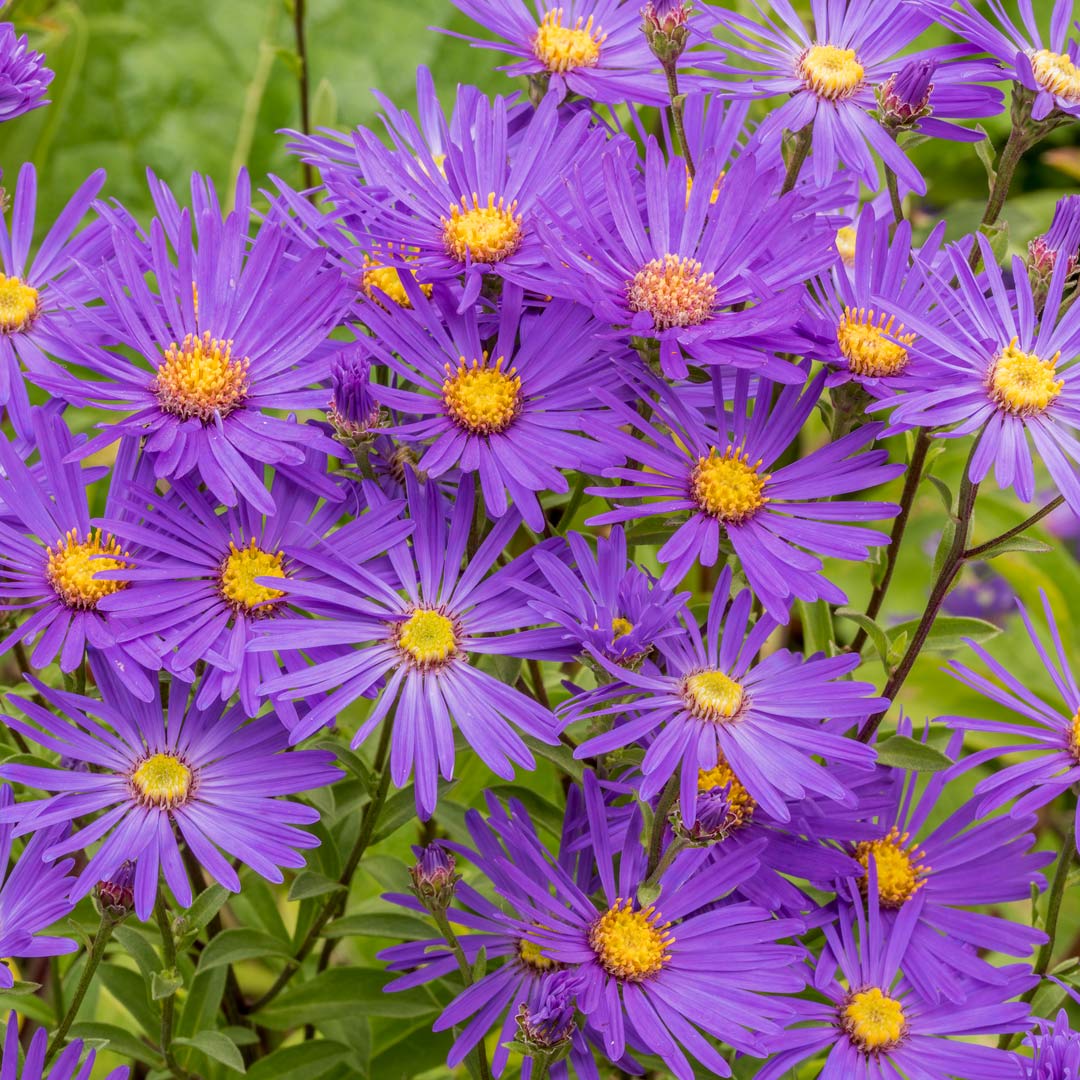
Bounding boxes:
[1,1,1080,1077]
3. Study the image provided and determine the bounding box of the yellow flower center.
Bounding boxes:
[46,529,131,611]
[153,331,250,423]
[396,608,457,668]
[697,754,755,828]
[683,669,745,722]
[837,307,915,378]
[988,338,1063,416]
[442,194,523,265]
[131,753,192,809]
[533,7,605,72]
[0,274,39,333]
[855,827,929,908]
[518,937,557,972]
[690,446,768,523]
[588,899,673,982]
[219,539,286,615]
[1068,709,1080,763]
[442,355,521,435]
[685,170,725,207]
[799,44,865,100]
[361,247,433,309]
[835,226,857,267]
[1030,48,1080,104]
[842,987,907,1053]
[611,616,634,639]
[627,254,717,332]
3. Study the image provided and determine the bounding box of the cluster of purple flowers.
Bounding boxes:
[2,0,1080,1075]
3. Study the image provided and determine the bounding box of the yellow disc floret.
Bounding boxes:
[683,669,745,722]
[627,254,717,332]
[835,226,857,267]
[842,987,907,1053]
[533,8,605,73]
[855,827,929,908]
[518,937,558,972]
[1067,709,1080,763]
[799,44,865,100]
[1030,49,1080,105]
[442,355,521,435]
[396,608,458,668]
[153,331,250,422]
[46,529,131,611]
[588,899,673,982]
[697,754,755,828]
[690,446,768,523]
[611,617,634,640]
[837,307,915,379]
[988,337,1063,416]
[0,274,39,333]
[442,194,523,265]
[361,247,433,309]
[131,753,193,809]
[219,539,286,615]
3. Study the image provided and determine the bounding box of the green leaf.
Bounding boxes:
[323,912,434,941]
[888,615,1002,654]
[885,630,909,670]
[68,1023,164,1067]
[973,124,997,186]
[177,967,227,1040]
[525,736,584,781]
[175,885,231,948]
[836,608,890,669]
[875,734,952,773]
[797,599,834,654]
[244,1041,350,1080]
[113,926,161,985]
[195,929,292,974]
[97,963,158,1036]
[311,76,337,130]
[931,519,957,582]
[287,870,346,902]
[174,1030,246,1073]
[979,219,1010,265]
[925,474,952,514]
[974,534,1053,560]
[4,981,40,996]
[151,967,184,1000]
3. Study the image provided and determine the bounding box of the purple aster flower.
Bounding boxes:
[757,880,1033,1079]
[358,284,623,531]
[564,566,884,824]
[585,367,902,615]
[0,23,52,123]
[0,163,107,430]
[0,409,160,699]
[884,234,1080,512]
[1023,1008,1080,1078]
[539,139,835,380]
[0,785,78,989]
[0,1011,128,1080]
[44,170,350,514]
[944,591,1080,853]
[256,473,563,817]
[0,658,342,921]
[1030,194,1080,278]
[328,350,382,439]
[441,0,677,104]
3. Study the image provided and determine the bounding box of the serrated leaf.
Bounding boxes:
[151,967,184,1000]
[175,1030,246,1073]
[875,734,952,773]
[287,871,345,902]
[888,615,1002,654]
[195,929,292,974]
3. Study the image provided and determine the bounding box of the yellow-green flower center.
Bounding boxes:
[131,753,192,809]
[683,669,745,722]
[988,338,1063,416]
[442,194,523,265]
[835,226,857,266]
[219,540,286,614]
[842,987,907,1053]
[0,274,39,333]
[697,754,755,828]
[518,937,558,972]
[690,446,768,523]
[627,254,717,331]
[799,44,865,101]
[361,247,433,309]
[837,306,915,378]
[855,827,929,908]
[1030,48,1080,104]
[588,899,673,982]
[46,529,131,611]
[533,8,605,72]
[396,608,457,668]
[153,331,250,422]
[442,355,521,435]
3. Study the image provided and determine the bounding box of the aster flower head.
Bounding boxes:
[585,367,902,616]
[359,283,623,531]
[328,349,382,438]
[757,879,1034,1079]
[1023,1008,1080,1078]
[0,1011,128,1080]
[0,23,52,123]
[566,566,883,824]
[0,659,342,921]
[45,169,350,514]
[1030,194,1080,278]
[256,473,564,817]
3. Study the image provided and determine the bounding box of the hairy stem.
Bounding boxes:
[663,64,694,179]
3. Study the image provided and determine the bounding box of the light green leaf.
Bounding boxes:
[175,1030,246,1073]
[974,534,1053,560]
[323,912,434,941]
[287,870,346,902]
[876,734,952,773]
[151,967,184,1000]
[888,615,1002,654]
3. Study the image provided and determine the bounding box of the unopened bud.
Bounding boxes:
[409,843,458,913]
[642,1,690,63]
[94,861,136,920]
[328,352,382,440]
[514,971,579,1065]
[878,59,935,128]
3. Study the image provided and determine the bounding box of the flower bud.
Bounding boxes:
[514,971,579,1065]
[409,843,458,912]
[642,1,691,64]
[328,352,381,440]
[1029,194,1080,276]
[878,59,935,128]
[94,861,136,921]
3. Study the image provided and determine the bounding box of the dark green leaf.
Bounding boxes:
[287,871,346,902]
[174,1030,246,1073]
[875,734,952,773]
[974,534,1053,560]
[888,615,1002,654]
[323,912,433,941]
[244,1041,350,1080]
[195,929,292,974]
[97,963,158,1036]
[68,1023,164,1067]
[151,967,184,1000]
[524,736,584,781]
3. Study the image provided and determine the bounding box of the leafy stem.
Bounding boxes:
[153,894,187,1079]
[964,495,1064,559]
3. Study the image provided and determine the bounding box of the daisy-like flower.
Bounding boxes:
[0,22,52,124]
[0,163,107,429]
[0,785,78,990]
[441,0,678,104]
[44,170,350,513]
[885,234,1080,512]
[944,591,1080,852]
[924,0,1080,122]
[0,409,160,699]
[757,879,1033,1079]
[1022,1007,1080,1077]
[256,474,564,817]
[539,139,835,380]
[585,367,902,615]
[0,659,342,921]
[564,567,883,825]
[0,1011,128,1080]
[360,284,622,530]
[94,454,410,718]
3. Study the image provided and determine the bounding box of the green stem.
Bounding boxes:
[531,1060,551,1080]
[965,495,1063,560]
[885,165,904,226]
[781,125,813,194]
[662,64,694,179]
[556,474,588,534]
[154,895,185,1078]
[645,773,679,879]
[292,0,315,193]
[44,911,116,1065]
[982,124,1031,230]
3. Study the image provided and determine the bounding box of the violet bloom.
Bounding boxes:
[328,350,382,438]
[0,1011,127,1080]
[1030,194,1080,276]
[1023,1009,1080,1077]
[0,659,342,921]
[0,23,52,123]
